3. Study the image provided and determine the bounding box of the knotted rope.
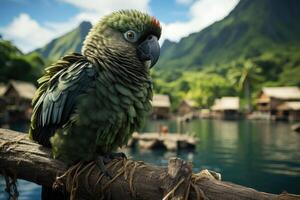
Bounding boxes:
[54,158,147,200]
[53,157,216,200]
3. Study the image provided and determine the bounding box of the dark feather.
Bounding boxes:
[30,54,96,147]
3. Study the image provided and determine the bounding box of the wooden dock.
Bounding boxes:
[128,132,198,151]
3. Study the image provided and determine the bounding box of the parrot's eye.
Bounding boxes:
[124,30,138,43]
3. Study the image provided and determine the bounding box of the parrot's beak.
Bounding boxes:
[137,35,160,68]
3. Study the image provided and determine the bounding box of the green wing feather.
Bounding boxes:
[29,53,96,147]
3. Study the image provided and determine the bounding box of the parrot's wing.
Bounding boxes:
[29,54,96,147]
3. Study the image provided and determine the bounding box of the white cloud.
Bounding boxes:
[161,0,239,43]
[61,0,150,13]
[73,12,100,24]
[0,13,84,53]
[0,0,151,53]
[58,0,151,27]
[50,0,151,35]
[0,0,239,52]
[0,13,57,52]
[176,0,194,6]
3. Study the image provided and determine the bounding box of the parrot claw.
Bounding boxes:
[96,156,112,179]
[95,153,126,179]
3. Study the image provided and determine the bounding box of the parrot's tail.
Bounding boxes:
[41,186,69,200]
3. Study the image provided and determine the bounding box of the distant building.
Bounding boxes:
[0,83,6,103]
[0,84,6,96]
[178,99,198,116]
[256,87,300,121]
[211,97,240,120]
[4,80,36,102]
[0,84,7,124]
[3,80,36,121]
[277,102,300,121]
[151,94,171,119]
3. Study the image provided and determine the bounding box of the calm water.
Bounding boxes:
[1,119,300,199]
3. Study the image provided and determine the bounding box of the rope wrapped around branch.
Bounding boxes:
[2,129,300,200]
[53,157,218,200]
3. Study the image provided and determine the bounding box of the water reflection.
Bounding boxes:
[0,122,41,200]
[0,179,40,200]
[1,119,300,199]
[138,119,300,194]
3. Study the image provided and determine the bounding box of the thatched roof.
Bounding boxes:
[152,94,171,108]
[277,101,300,111]
[181,99,198,108]
[6,80,36,100]
[0,84,6,97]
[211,97,240,111]
[261,87,300,100]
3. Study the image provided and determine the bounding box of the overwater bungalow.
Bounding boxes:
[0,84,7,124]
[0,83,6,106]
[3,80,36,121]
[151,94,171,119]
[211,97,240,120]
[178,99,198,116]
[256,87,300,121]
[276,101,300,121]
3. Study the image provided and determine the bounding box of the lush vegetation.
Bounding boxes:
[1,0,300,111]
[157,0,300,70]
[152,50,300,111]
[152,0,300,110]
[0,39,44,83]
[152,70,234,111]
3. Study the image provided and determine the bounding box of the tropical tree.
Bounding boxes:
[228,60,263,111]
[0,39,45,83]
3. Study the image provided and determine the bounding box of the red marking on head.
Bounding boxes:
[151,17,161,29]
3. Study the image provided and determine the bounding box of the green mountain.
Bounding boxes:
[34,0,300,72]
[4,0,300,110]
[157,0,300,71]
[30,0,300,108]
[153,0,300,108]
[34,21,92,62]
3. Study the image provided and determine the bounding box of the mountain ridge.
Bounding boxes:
[157,0,300,70]
[34,21,92,62]
[32,0,300,76]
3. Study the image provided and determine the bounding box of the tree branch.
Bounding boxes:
[0,128,299,200]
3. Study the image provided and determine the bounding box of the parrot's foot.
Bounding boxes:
[96,156,112,179]
[95,153,126,179]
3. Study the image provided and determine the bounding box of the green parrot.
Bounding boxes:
[29,10,161,199]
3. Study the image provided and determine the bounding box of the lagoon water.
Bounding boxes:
[1,119,300,199]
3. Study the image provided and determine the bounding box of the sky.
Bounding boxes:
[0,0,239,53]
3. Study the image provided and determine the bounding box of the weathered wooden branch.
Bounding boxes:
[0,128,300,200]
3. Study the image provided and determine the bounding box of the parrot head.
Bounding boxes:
[82,10,162,69]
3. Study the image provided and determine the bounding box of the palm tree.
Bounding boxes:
[228,60,262,112]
